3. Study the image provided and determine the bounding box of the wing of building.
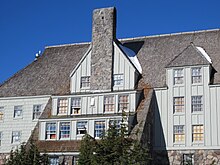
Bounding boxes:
[0,7,220,165]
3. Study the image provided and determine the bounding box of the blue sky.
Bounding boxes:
[0,0,220,84]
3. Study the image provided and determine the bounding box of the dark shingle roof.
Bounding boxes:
[0,29,220,97]
[166,43,210,68]
[0,44,90,97]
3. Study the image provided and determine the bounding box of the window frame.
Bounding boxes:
[173,97,184,113]
[183,154,194,165]
[0,106,4,120]
[14,106,23,118]
[76,121,88,135]
[46,123,57,140]
[192,125,204,142]
[113,74,124,86]
[57,98,68,115]
[191,96,203,112]
[60,122,70,139]
[33,104,42,120]
[81,76,90,88]
[71,97,81,115]
[12,131,21,144]
[104,95,115,113]
[118,95,129,112]
[173,125,185,143]
[94,120,105,138]
[192,67,202,84]
[173,69,184,85]
[49,156,59,165]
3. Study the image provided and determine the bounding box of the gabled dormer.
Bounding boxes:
[166,43,214,87]
[70,7,142,93]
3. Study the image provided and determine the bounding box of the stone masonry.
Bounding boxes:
[90,7,116,91]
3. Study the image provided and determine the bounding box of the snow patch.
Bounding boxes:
[196,46,212,63]
[119,45,142,74]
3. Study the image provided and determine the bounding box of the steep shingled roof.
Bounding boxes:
[0,29,220,97]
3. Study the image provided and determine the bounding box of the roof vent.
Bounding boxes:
[35,51,41,61]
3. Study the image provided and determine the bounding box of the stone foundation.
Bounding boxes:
[152,149,220,165]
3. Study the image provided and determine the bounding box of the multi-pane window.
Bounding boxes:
[104,96,115,112]
[192,125,204,142]
[109,120,121,134]
[173,125,185,142]
[119,95,129,111]
[0,132,2,146]
[57,98,68,114]
[71,98,81,115]
[60,122,70,139]
[95,121,105,138]
[192,68,202,84]
[183,154,194,165]
[49,156,59,165]
[81,76,90,88]
[113,74,123,86]
[0,107,4,120]
[192,96,202,112]
[14,106,23,118]
[12,131,21,143]
[46,123,56,140]
[173,97,184,113]
[33,105,42,119]
[77,121,87,135]
[174,69,184,85]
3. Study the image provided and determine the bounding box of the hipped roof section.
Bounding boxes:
[0,29,220,97]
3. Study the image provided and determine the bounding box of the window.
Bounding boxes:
[173,125,185,142]
[104,96,114,112]
[57,98,68,114]
[113,74,123,86]
[14,106,22,118]
[33,105,42,119]
[46,123,56,140]
[72,157,79,165]
[109,119,121,134]
[192,68,202,84]
[0,132,2,146]
[173,97,184,113]
[77,121,87,135]
[192,125,203,142]
[119,95,129,111]
[49,156,59,165]
[0,107,4,120]
[183,154,194,165]
[81,76,90,88]
[95,121,105,138]
[12,131,21,143]
[71,98,81,115]
[174,69,184,85]
[60,122,70,139]
[192,96,202,112]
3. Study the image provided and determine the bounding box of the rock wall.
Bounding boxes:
[152,149,220,165]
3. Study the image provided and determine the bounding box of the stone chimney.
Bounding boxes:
[90,7,116,91]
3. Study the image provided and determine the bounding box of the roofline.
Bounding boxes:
[44,28,220,49]
[45,41,90,49]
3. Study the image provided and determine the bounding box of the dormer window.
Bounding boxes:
[71,98,81,115]
[113,74,123,86]
[57,98,68,115]
[174,69,184,85]
[81,76,90,88]
[192,68,202,84]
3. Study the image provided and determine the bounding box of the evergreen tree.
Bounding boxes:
[78,117,151,165]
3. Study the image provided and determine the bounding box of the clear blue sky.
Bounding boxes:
[0,0,220,84]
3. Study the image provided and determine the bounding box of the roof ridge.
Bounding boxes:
[119,28,220,41]
[45,42,90,49]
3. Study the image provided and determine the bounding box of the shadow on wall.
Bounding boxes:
[152,91,169,164]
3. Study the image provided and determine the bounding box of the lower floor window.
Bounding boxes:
[95,121,105,138]
[60,122,70,139]
[49,156,59,165]
[46,123,56,140]
[183,154,194,165]
[173,125,185,142]
[12,131,21,143]
[192,125,203,142]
